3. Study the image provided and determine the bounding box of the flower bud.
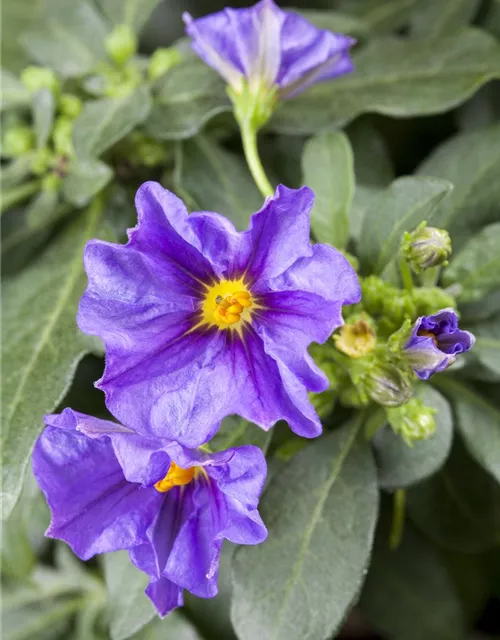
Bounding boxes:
[31,147,54,175]
[412,287,456,317]
[52,117,74,157]
[361,276,395,316]
[402,222,451,273]
[42,172,62,192]
[386,398,437,445]
[2,126,34,157]
[366,362,412,407]
[21,66,59,95]
[59,94,82,119]
[105,25,137,66]
[148,47,182,81]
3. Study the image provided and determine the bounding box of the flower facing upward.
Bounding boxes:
[78,182,360,447]
[32,409,267,617]
[183,0,355,100]
[404,308,475,380]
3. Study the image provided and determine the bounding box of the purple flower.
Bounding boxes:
[77,182,360,447]
[404,308,475,380]
[183,0,355,99]
[32,409,267,617]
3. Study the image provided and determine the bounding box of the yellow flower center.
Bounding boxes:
[154,462,196,493]
[201,278,253,329]
[334,318,376,359]
[417,329,438,346]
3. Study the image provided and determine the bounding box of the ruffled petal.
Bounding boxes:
[145,577,184,618]
[404,337,451,380]
[33,418,161,560]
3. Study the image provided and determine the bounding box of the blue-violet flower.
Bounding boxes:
[183,0,355,100]
[77,182,360,447]
[404,308,474,380]
[32,409,267,617]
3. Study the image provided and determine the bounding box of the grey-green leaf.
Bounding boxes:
[270,29,500,135]
[417,124,500,250]
[301,131,354,248]
[104,551,155,640]
[73,86,151,159]
[337,0,419,33]
[63,158,113,207]
[146,59,231,141]
[210,416,272,455]
[96,0,162,32]
[292,9,370,39]
[130,612,204,640]
[360,523,466,640]
[443,223,500,303]
[33,88,55,149]
[174,136,262,230]
[375,385,453,490]
[20,1,109,77]
[359,176,453,274]
[411,0,479,37]
[434,377,500,485]
[1,68,30,110]
[407,436,500,552]
[1,200,114,518]
[466,317,500,377]
[231,421,379,640]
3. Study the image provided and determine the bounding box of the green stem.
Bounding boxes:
[240,120,274,199]
[399,256,414,293]
[1,180,41,215]
[389,488,406,550]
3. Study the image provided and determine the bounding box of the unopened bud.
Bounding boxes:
[21,66,59,95]
[402,222,451,273]
[42,172,62,192]
[386,398,437,445]
[59,94,82,119]
[31,147,54,175]
[148,47,183,81]
[2,126,34,156]
[105,25,137,66]
[366,362,412,407]
[361,276,395,316]
[52,117,74,156]
[412,287,457,317]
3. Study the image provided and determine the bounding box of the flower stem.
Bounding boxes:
[399,256,414,293]
[389,488,406,550]
[240,120,274,199]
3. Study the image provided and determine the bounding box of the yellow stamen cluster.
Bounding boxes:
[334,318,376,359]
[214,291,252,325]
[154,462,196,493]
[417,329,438,346]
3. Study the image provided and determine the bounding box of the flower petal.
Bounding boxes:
[145,577,184,618]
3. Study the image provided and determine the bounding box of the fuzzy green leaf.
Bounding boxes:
[96,0,162,31]
[63,158,113,207]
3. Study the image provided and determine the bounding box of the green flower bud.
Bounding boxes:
[52,117,74,157]
[386,397,437,445]
[361,276,396,316]
[105,25,137,66]
[31,147,54,175]
[59,94,82,119]
[41,172,62,192]
[148,47,183,81]
[21,66,59,94]
[366,362,413,407]
[382,292,416,328]
[412,287,457,317]
[402,222,452,273]
[2,126,34,156]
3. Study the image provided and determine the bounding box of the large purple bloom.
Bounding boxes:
[183,0,355,99]
[32,409,267,617]
[78,182,360,447]
[404,308,475,380]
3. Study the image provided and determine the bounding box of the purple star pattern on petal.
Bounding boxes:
[32,409,267,618]
[77,182,361,447]
[404,308,475,380]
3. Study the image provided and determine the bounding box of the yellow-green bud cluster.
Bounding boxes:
[386,398,437,445]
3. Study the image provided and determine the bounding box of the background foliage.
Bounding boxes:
[2,0,500,638]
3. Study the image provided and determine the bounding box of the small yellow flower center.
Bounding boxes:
[417,329,438,346]
[154,462,196,493]
[201,278,253,329]
[334,319,376,359]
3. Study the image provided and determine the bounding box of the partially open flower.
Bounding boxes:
[404,308,474,380]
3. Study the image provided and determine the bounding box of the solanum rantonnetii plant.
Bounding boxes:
[2,0,500,639]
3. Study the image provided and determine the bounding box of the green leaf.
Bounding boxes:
[407,436,500,552]
[1,0,42,73]
[96,0,162,32]
[360,522,466,640]
[292,9,370,39]
[63,158,113,207]
[434,377,500,485]
[337,0,419,34]
[443,223,500,303]
[301,131,354,248]
[1,154,36,190]
[411,0,479,37]
[1,198,113,518]
[146,59,231,141]
[375,385,453,490]
[1,68,30,110]
[103,551,155,640]
[33,88,55,149]
[73,86,151,159]
[130,612,204,640]
[359,176,453,274]
[417,124,500,249]
[210,416,272,455]
[19,1,109,77]
[270,29,500,135]
[231,420,379,640]
[466,317,500,377]
[174,135,262,230]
